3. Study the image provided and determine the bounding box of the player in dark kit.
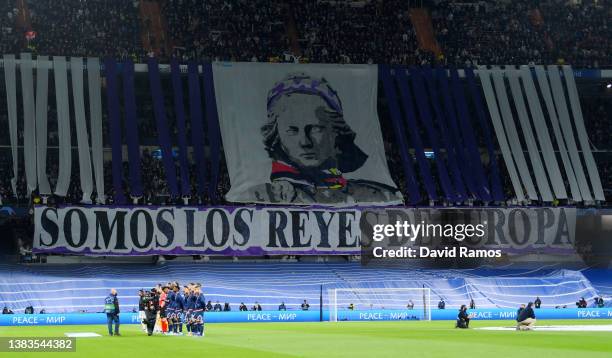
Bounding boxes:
[184,286,195,335]
[169,284,184,335]
[192,285,206,337]
[165,283,177,335]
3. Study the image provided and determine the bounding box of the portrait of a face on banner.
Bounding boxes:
[213,63,403,206]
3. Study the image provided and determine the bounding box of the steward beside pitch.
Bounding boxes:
[104,289,120,336]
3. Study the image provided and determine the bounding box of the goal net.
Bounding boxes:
[329,287,431,322]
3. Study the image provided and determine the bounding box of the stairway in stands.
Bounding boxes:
[409,7,441,58]
[139,0,170,57]
[283,2,301,59]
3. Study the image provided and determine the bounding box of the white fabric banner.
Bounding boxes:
[2,55,18,196]
[534,66,581,202]
[53,57,72,197]
[491,68,538,200]
[35,56,51,195]
[507,69,553,202]
[562,66,605,201]
[213,63,402,206]
[519,66,567,199]
[70,57,93,203]
[87,58,106,203]
[547,66,592,201]
[478,68,525,202]
[20,53,37,195]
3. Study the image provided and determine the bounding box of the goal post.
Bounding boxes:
[328,288,431,322]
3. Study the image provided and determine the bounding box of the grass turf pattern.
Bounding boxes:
[0,320,611,357]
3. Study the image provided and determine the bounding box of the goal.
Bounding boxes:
[329,287,431,322]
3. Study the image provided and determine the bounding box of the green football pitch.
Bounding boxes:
[1,320,611,357]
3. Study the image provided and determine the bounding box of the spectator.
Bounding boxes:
[469,299,476,310]
[438,298,445,310]
[213,301,222,312]
[251,302,262,311]
[407,300,414,310]
[534,297,541,309]
[278,302,286,311]
[239,302,248,312]
[2,307,13,314]
[223,302,231,312]
[301,300,310,311]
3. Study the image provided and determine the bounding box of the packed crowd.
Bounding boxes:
[583,97,612,150]
[292,0,431,65]
[0,2,20,55]
[163,0,288,62]
[27,0,144,60]
[432,0,611,68]
[432,0,549,66]
[0,1,608,67]
[541,1,612,69]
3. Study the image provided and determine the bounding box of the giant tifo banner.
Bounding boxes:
[212,63,403,206]
[33,206,577,256]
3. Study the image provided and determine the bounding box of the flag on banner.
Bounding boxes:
[212,63,402,206]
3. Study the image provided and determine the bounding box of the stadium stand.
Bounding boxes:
[540,1,612,69]
[0,1,609,206]
[292,0,428,65]
[163,0,288,61]
[0,263,604,313]
[0,1,611,329]
[0,1,607,67]
[0,2,20,55]
[432,0,548,66]
[0,73,610,206]
[28,0,144,60]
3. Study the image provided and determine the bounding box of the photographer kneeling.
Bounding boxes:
[456,305,470,329]
[516,302,536,331]
[142,288,160,336]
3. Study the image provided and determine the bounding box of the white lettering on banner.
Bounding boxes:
[278,313,297,321]
[247,314,271,321]
[359,313,383,320]
[46,316,66,324]
[389,312,410,320]
[13,316,38,325]
[577,310,600,318]
[33,206,576,256]
[471,312,493,319]
[34,206,360,255]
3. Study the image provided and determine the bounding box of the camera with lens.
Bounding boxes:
[141,289,159,312]
[140,288,160,336]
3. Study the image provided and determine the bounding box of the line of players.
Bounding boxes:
[139,282,206,337]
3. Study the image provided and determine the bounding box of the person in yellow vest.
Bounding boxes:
[104,289,120,336]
